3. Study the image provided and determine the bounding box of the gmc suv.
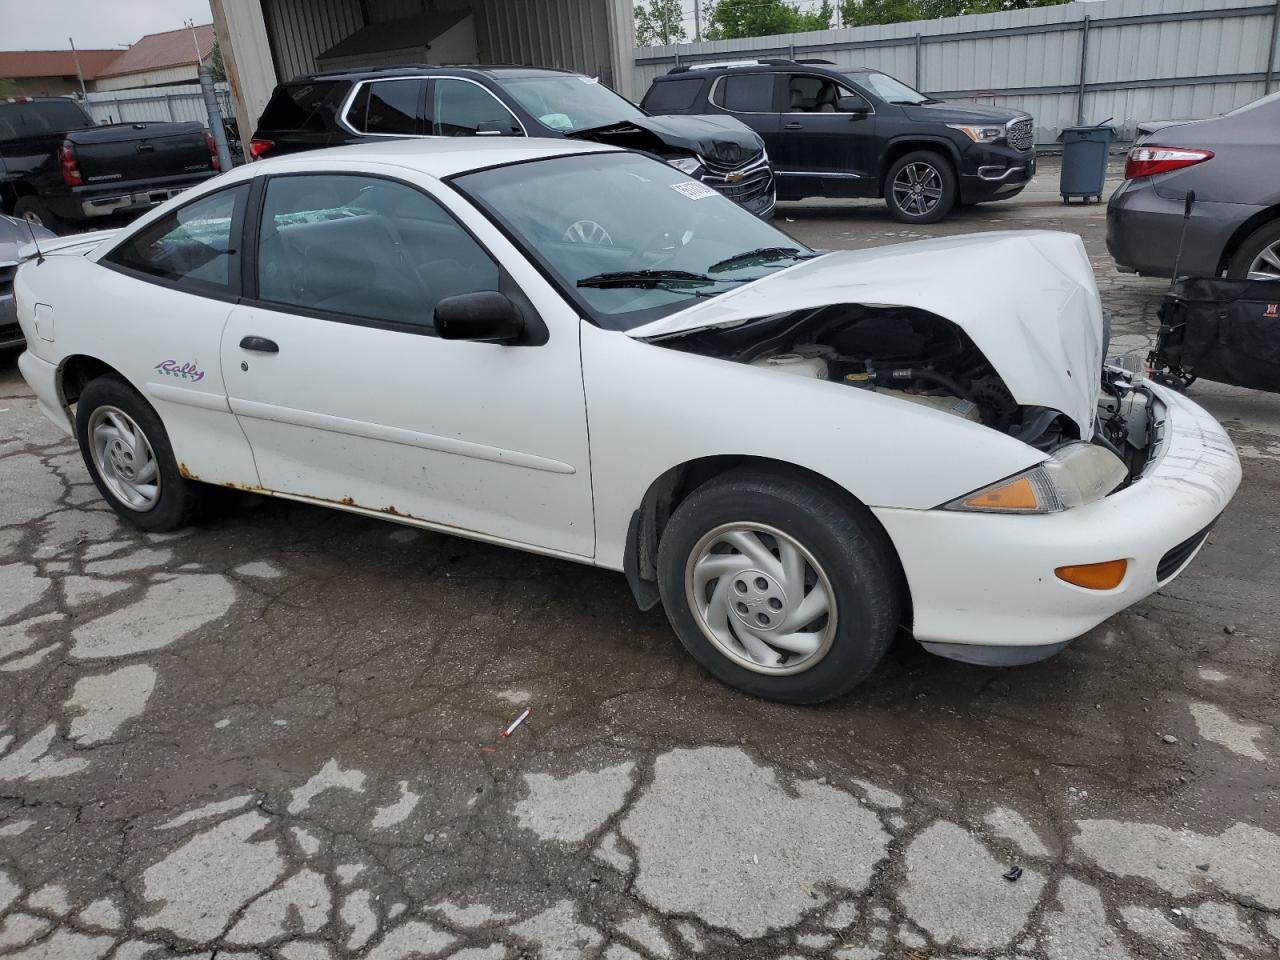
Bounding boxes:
[641,59,1035,223]
[251,65,775,218]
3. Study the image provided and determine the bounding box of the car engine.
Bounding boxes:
[665,303,1080,451]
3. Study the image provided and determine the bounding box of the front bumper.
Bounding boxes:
[1106,176,1256,277]
[958,143,1036,203]
[873,381,1240,660]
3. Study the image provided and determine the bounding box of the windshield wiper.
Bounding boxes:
[576,269,759,292]
[708,247,818,273]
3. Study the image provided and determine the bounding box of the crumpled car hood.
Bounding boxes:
[628,231,1105,437]
[572,114,764,165]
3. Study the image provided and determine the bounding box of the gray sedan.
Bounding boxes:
[1107,91,1280,280]
[1,214,56,349]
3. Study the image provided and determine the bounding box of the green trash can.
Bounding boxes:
[1056,124,1117,203]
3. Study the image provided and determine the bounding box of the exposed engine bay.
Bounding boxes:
[661,303,1159,482]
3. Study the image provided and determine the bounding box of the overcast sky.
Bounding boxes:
[0,0,215,50]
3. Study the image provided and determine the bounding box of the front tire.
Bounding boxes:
[1225,221,1280,281]
[75,375,212,531]
[657,470,901,704]
[885,150,957,224]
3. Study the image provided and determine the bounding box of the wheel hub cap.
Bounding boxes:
[685,522,837,676]
[87,405,161,513]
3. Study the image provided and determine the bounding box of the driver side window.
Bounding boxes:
[429,79,522,137]
[255,174,500,330]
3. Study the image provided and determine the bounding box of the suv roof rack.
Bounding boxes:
[795,58,836,65]
[666,58,801,74]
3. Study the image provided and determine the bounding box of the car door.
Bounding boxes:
[91,183,261,486]
[778,74,877,197]
[220,170,594,557]
[708,72,782,157]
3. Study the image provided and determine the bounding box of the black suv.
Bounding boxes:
[641,59,1035,223]
[251,66,775,218]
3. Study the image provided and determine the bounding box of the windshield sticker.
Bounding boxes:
[670,180,718,201]
[154,360,205,382]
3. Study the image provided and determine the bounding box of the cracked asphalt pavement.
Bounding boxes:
[1,157,1278,960]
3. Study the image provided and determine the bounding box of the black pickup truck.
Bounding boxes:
[0,97,220,234]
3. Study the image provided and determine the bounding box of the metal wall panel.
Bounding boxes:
[262,0,365,80]
[473,0,620,85]
[634,0,1280,143]
[84,83,235,127]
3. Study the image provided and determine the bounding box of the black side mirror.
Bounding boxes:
[435,291,525,343]
[838,96,871,115]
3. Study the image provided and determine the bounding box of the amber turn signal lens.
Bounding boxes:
[963,476,1040,511]
[1055,559,1128,590]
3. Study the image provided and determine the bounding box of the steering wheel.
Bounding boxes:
[562,220,613,245]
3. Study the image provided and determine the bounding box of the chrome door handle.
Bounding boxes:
[784,122,803,130]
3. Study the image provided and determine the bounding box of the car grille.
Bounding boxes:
[1008,119,1034,152]
[0,264,15,286]
[1156,519,1217,581]
[700,153,773,205]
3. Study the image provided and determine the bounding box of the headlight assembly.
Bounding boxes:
[947,123,1007,143]
[667,156,703,175]
[944,442,1129,514]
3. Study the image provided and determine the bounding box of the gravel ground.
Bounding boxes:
[0,156,1277,960]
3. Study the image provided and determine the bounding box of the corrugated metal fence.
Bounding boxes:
[82,83,235,129]
[633,0,1280,144]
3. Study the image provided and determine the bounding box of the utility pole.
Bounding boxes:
[68,37,87,98]
[694,0,702,42]
[186,19,205,64]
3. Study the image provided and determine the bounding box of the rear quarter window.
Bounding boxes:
[257,82,341,133]
[642,78,705,113]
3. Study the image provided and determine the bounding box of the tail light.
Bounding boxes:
[204,132,221,171]
[1124,146,1213,180]
[248,138,275,160]
[58,141,83,186]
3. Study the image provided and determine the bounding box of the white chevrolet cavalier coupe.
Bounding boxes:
[14,139,1240,703]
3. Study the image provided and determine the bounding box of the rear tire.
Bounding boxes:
[75,375,213,532]
[885,150,957,224]
[13,196,66,235]
[1225,221,1280,281]
[657,469,901,704]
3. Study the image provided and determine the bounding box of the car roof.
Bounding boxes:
[290,64,583,84]
[234,136,621,180]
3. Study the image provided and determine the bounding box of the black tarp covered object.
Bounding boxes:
[1149,277,1280,392]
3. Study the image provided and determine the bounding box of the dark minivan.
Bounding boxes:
[642,59,1035,223]
[251,65,775,218]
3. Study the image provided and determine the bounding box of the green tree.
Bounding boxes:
[0,78,20,98]
[840,0,921,26]
[840,0,1065,26]
[705,0,831,39]
[209,40,227,83]
[635,0,688,45]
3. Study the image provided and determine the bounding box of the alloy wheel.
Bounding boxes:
[1246,240,1280,281]
[562,219,613,245]
[684,522,837,675]
[892,162,944,217]
[87,405,161,512]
